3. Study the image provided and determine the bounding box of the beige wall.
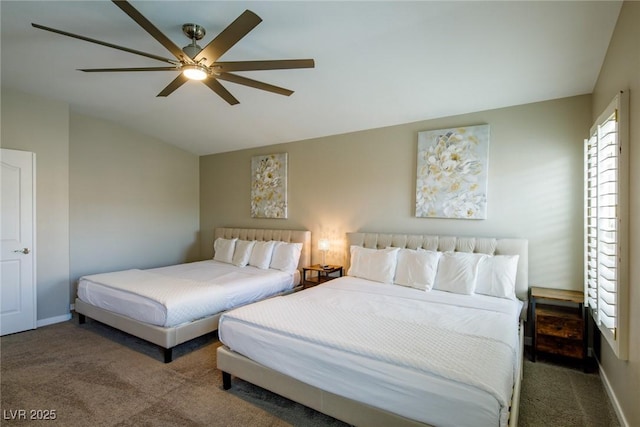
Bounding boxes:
[201,95,591,292]
[591,2,640,426]
[1,88,201,325]
[1,88,70,323]
[69,113,201,291]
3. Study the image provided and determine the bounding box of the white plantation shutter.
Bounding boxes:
[584,91,629,360]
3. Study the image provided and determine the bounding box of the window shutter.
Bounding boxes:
[584,91,628,360]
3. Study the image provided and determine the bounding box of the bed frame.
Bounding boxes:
[218,232,528,426]
[75,227,311,363]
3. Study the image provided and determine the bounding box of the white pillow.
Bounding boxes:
[434,252,486,295]
[475,255,519,299]
[348,246,400,284]
[270,241,303,273]
[232,240,256,267]
[213,237,237,264]
[249,240,277,269]
[394,249,441,291]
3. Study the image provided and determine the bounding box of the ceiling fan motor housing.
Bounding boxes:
[182,23,206,40]
[181,23,205,59]
[182,43,202,59]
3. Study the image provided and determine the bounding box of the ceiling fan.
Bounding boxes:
[31,0,315,105]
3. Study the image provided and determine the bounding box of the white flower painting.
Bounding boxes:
[416,125,489,219]
[251,153,288,218]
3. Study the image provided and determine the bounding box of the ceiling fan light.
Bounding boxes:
[183,64,207,80]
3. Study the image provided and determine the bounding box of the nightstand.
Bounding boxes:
[530,286,586,367]
[301,264,343,289]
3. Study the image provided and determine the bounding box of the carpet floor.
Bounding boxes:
[0,317,620,426]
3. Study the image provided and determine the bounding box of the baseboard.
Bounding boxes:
[37,313,72,328]
[598,362,630,427]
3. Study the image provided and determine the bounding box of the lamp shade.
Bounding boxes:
[318,239,330,251]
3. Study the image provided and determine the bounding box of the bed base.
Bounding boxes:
[76,285,302,363]
[80,314,178,363]
[218,346,429,427]
[78,312,170,362]
[218,319,524,427]
[75,298,223,363]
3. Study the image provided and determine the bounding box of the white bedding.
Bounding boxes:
[78,260,298,328]
[219,276,523,427]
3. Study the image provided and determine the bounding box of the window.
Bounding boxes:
[584,91,629,360]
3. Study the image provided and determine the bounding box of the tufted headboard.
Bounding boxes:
[347,232,529,301]
[214,227,311,271]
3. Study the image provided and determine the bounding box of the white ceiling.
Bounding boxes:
[1,1,622,156]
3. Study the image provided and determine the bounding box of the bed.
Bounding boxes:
[217,232,528,427]
[75,227,311,362]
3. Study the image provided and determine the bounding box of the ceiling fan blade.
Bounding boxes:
[157,74,189,97]
[112,0,191,63]
[31,23,177,64]
[214,59,315,72]
[217,73,294,97]
[202,78,240,105]
[79,67,178,72]
[194,10,262,65]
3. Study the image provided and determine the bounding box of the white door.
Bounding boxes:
[1,148,36,335]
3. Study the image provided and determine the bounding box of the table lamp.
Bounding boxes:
[318,239,330,268]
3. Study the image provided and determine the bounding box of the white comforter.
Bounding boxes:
[219,276,523,427]
[78,260,295,327]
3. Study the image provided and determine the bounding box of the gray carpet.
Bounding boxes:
[519,357,620,427]
[0,317,620,426]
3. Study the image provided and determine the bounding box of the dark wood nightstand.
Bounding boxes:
[530,286,586,368]
[301,264,343,289]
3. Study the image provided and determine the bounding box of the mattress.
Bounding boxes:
[219,276,523,427]
[78,260,299,328]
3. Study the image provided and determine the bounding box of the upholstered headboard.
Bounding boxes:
[214,228,311,271]
[347,232,529,301]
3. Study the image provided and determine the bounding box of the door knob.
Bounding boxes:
[13,248,30,254]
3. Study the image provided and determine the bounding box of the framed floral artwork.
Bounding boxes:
[251,153,288,218]
[416,125,489,219]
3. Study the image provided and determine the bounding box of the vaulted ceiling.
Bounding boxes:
[1,1,622,155]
